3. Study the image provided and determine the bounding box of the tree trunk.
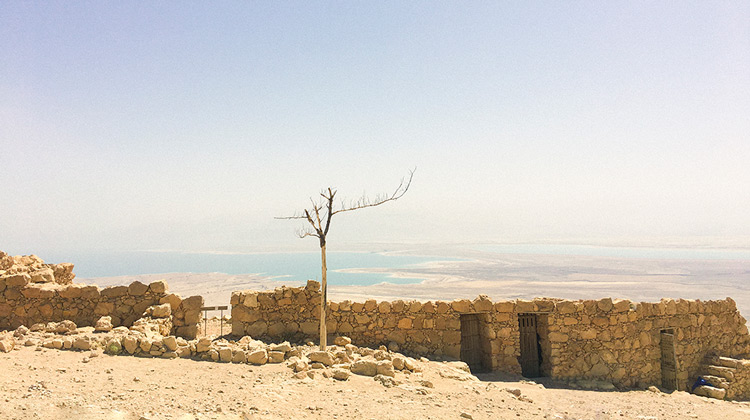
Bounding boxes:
[319,243,328,350]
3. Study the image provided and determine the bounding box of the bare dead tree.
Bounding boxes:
[276,169,415,349]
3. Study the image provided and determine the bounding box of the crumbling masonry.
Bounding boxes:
[232,280,750,398]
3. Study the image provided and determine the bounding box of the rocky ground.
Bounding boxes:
[2,321,750,420]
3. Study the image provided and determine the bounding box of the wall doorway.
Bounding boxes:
[518,313,541,377]
[660,329,677,390]
[460,314,487,372]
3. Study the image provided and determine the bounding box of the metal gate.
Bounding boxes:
[460,314,484,372]
[518,314,540,377]
[661,330,677,390]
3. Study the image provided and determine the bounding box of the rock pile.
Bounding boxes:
[1,251,203,339]
[1,316,460,386]
[0,251,75,285]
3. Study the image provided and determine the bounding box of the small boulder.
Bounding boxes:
[162,336,178,351]
[268,350,285,363]
[95,316,113,332]
[73,337,92,351]
[122,336,139,354]
[105,338,122,355]
[55,320,77,334]
[0,336,15,353]
[376,360,395,377]
[150,304,172,318]
[351,359,378,377]
[332,368,351,381]
[246,349,268,365]
[333,336,352,346]
[270,342,292,353]
[13,325,29,338]
[374,374,398,388]
[308,351,335,366]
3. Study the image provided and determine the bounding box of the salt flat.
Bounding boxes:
[81,244,750,316]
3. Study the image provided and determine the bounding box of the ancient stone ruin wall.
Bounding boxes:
[0,251,203,339]
[231,281,750,392]
[231,281,523,373]
[542,297,750,390]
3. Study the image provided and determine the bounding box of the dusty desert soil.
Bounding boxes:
[2,341,750,420]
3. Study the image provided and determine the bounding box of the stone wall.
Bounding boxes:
[0,251,203,339]
[231,281,750,392]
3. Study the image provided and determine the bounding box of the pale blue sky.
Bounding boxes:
[1,2,749,256]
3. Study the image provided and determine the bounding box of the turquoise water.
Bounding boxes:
[51,251,441,285]
[475,244,750,260]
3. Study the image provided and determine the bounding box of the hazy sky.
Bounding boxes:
[1,2,749,257]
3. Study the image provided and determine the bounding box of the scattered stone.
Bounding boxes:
[332,368,351,381]
[374,374,399,388]
[95,316,113,333]
[333,336,351,346]
[0,336,15,353]
[351,359,378,377]
[308,351,335,366]
[246,349,268,365]
[460,412,473,419]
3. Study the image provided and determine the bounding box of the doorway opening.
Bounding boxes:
[660,329,677,390]
[460,313,490,373]
[518,313,547,378]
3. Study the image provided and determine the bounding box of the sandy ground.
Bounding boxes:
[2,335,750,420]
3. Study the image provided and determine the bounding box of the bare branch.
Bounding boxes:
[333,168,415,215]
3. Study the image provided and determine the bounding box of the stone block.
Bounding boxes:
[556,301,577,314]
[6,273,30,288]
[148,280,168,294]
[597,298,613,312]
[160,293,182,311]
[378,301,391,313]
[128,281,149,296]
[409,301,423,312]
[80,285,100,299]
[29,268,54,283]
[473,296,493,312]
[101,285,128,298]
[397,318,412,329]
[58,284,84,299]
[515,300,534,313]
[181,295,204,311]
[451,299,472,313]
[436,302,450,314]
[548,332,569,343]
[364,299,377,311]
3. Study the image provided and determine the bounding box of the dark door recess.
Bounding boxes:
[518,313,540,377]
[660,330,677,390]
[460,314,484,372]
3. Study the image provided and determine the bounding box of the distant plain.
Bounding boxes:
[80,243,750,316]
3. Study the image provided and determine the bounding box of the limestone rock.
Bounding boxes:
[73,336,92,351]
[351,359,378,377]
[150,304,172,318]
[376,360,395,377]
[196,338,212,353]
[694,385,726,400]
[122,336,139,354]
[268,350,285,363]
[0,336,15,353]
[55,320,77,334]
[308,351,335,366]
[105,338,123,355]
[332,368,350,381]
[14,325,29,338]
[374,374,398,388]
[246,349,268,365]
[95,316,114,332]
[334,336,352,346]
[162,336,178,351]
